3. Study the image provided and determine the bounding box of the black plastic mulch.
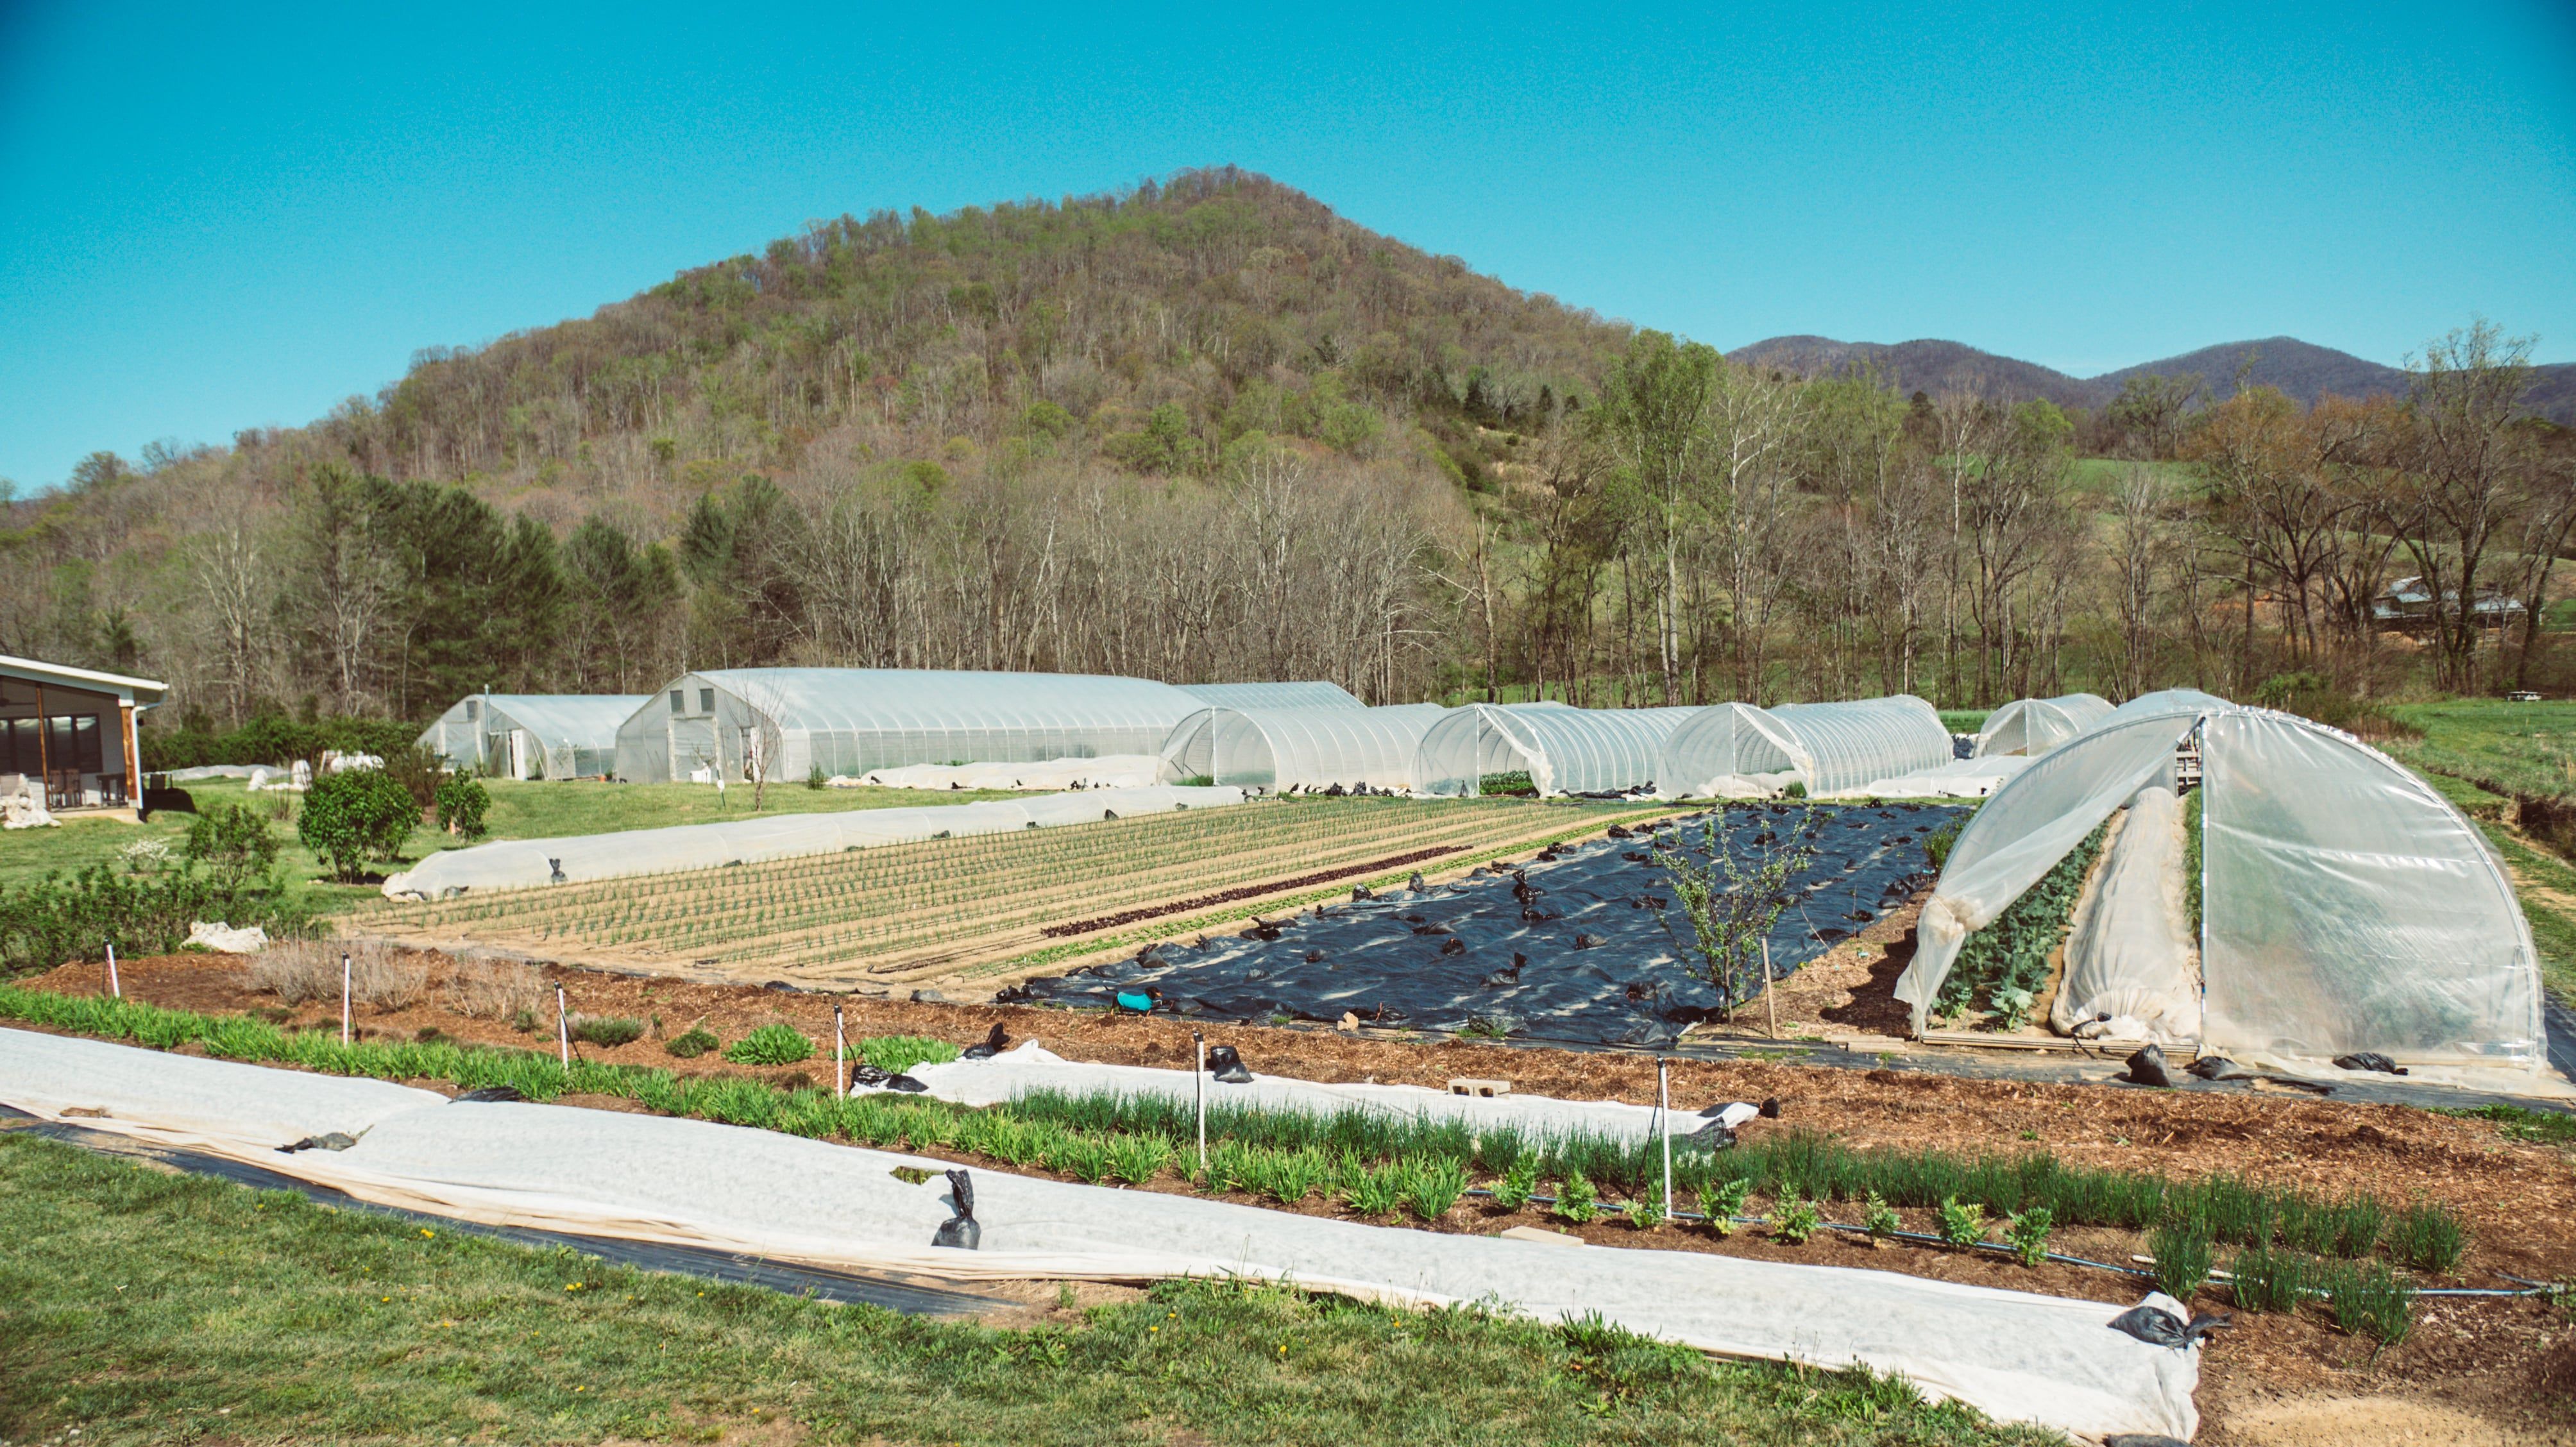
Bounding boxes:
[1008,801,1969,1048]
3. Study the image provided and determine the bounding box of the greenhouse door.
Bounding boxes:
[670,719,718,783]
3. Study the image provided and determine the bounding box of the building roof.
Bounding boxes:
[0,654,168,705]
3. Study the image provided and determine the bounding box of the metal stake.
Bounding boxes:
[105,942,119,999]
[1657,1056,1674,1223]
[1763,938,1777,1041]
[556,984,570,1067]
[340,952,352,1044]
[1193,1031,1207,1179]
[835,1004,847,1099]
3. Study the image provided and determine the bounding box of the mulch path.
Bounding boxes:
[19,949,2576,1443]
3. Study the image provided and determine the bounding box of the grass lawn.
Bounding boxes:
[0,777,1023,893]
[0,1133,2044,1447]
[2384,699,2576,804]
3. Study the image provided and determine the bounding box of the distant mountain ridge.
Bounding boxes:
[1730,334,2576,424]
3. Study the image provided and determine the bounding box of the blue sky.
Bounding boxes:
[3,1,2572,490]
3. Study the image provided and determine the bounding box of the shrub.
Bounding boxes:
[2149,1219,2214,1301]
[2004,1207,2053,1267]
[1771,1190,1818,1244]
[806,764,827,790]
[858,1035,960,1075]
[1554,1170,1598,1224]
[182,804,280,892]
[382,744,445,812]
[2388,1203,2467,1274]
[442,958,544,1020]
[299,767,418,880]
[434,774,490,839]
[665,1024,719,1058]
[247,940,425,1010]
[1936,1196,1988,1248]
[570,1014,645,1047]
[722,1022,813,1065]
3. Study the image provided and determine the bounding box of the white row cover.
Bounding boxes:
[1417,704,1697,797]
[1895,703,2561,1092]
[850,756,1173,791]
[1972,694,2113,758]
[0,1029,2203,1442]
[419,694,647,779]
[378,784,1245,897]
[1830,755,2029,800]
[1158,704,1449,792]
[1657,696,1953,799]
[2054,786,2200,1044]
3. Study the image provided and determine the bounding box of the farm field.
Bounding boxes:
[351,795,1672,988]
[2385,698,2576,805]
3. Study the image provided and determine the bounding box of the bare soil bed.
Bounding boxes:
[19,949,2576,1444]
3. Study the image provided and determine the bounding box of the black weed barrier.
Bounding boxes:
[1010,801,1967,1047]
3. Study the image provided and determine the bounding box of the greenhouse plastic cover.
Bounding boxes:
[379,784,1245,897]
[2101,688,2231,727]
[1895,713,2199,1036]
[1016,803,1963,1046]
[1654,703,1804,797]
[2200,709,2546,1079]
[1973,694,2113,758]
[1658,697,1953,799]
[1417,704,1697,797]
[1829,755,2029,800]
[418,694,646,777]
[850,756,1172,791]
[1158,705,1448,793]
[1172,681,1364,711]
[0,1029,2201,1441]
[2054,786,2200,1045]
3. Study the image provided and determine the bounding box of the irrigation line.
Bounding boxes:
[1453,1187,2557,1298]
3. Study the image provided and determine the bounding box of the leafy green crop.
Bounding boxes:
[1938,822,2106,1027]
[721,1022,814,1065]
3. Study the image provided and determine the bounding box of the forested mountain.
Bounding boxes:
[4,166,2572,749]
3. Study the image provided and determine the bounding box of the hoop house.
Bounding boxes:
[1972,694,2112,758]
[1416,704,1697,797]
[1659,696,1952,797]
[418,695,646,779]
[1159,704,1448,791]
[1894,703,2552,1089]
[2101,688,2230,726]
[613,669,1208,784]
[1174,681,1364,711]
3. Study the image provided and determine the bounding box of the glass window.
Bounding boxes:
[669,690,684,715]
[464,700,479,722]
[699,688,716,714]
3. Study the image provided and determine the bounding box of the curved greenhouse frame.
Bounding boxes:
[1894,702,2550,1088]
[1972,694,2112,758]
[2101,688,2231,727]
[1174,681,1364,711]
[1654,703,1808,797]
[418,695,647,779]
[1416,704,1697,797]
[614,669,1208,784]
[1158,704,1449,791]
[1659,695,1953,798]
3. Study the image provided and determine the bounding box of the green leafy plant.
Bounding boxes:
[806,764,827,790]
[722,1023,814,1066]
[2149,1219,2214,1301]
[1698,1177,1752,1235]
[1554,1170,1598,1224]
[2004,1207,2053,1267]
[858,1035,960,1075]
[1106,1133,1173,1185]
[1657,808,1824,1015]
[665,1025,718,1058]
[1771,1190,1818,1244]
[1491,1151,1540,1212]
[1936,822,2105,1026]
[298,767,419,881]
[569,1014,645,1047]
[434,774,491,840]
[1862,1190,1901,1240]
[1269,1148,1330,1205]
[1922,819,1962,870]
[1624,1185,1666,1230]
[1936,1196,1988,1248]
[1344,1164,1402,1217]
[1406,1156,1468,1221]
[182,804,281,892]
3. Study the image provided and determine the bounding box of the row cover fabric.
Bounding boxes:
[1830,756,2029,800]
[850,756,1172,791]
[1656,696,1953,799]
[1171,681,1364,712]
[2053,786,2199,1044]
[1015,803,1963,1047]
[419,694,646,779]
[1972,694,2113,759]
[1418,704,1697,797]
[379,784,1245,897]
[910,1042,1719,1144]
[0,1029,2200,1441]
[614,668,1215,784]
[1894,715,2199,1036]
[1158,704,1449,793]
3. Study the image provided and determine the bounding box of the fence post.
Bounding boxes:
[105,942,120,999]
[556,984,570,1067]
[1763,938,1777,1041]
[1657,1057,1673,1223]
[835,1004,847,1099]
[1193,1031,1207,1180]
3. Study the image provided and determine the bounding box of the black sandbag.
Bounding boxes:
[1205,1044,1253,1084]
[453,1085,527,1104]
[962,1022,1009,1060]
[2332,1051,2409,1076]
[2124,1045,2176,1088]
[279,1131,358,1153]
[2107,1301,2229,1349]
[1010,802,1965,1048]
[931,1169,980,1249]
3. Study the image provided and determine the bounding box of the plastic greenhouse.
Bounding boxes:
[1173,681,1364,711]
[1894,702,2557,1091]
[613,669,1211,784]
[1159,704,1448,792]
[1972,694,2113,758]
[1416,704,1698,797]
[1657,696,1954,798]
[417,695,647,779]
[2101,688,2231,727]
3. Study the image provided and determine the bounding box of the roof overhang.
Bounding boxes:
[0,653,169,706]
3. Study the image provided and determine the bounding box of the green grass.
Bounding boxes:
[2384,699,2576,806]
[2067,457,2197,499]
[2471,820,2576,1001]
[1937,709,1987,734]
[0,1133,2053,1447]
[2444,1103,2576,1147]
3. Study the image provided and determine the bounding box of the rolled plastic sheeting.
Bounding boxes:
[2054,786,2200,1044]
[909,1043,1716,1144]
[380,784,1246,897]
[0,1030,2201,1443]
[2201,709,2545,1077]
[1972,694,2113,758]
[854,756,1172,791]
[1895,714,2200,1035]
